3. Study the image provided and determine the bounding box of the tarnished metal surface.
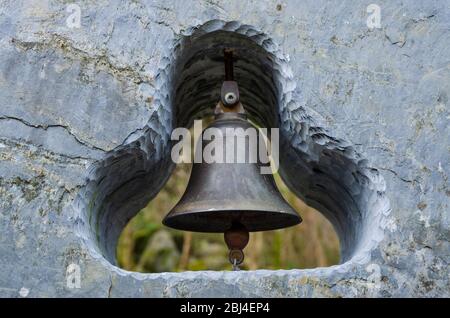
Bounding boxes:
[163,112,302,232]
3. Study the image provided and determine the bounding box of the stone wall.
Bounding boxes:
[0,0,448,297]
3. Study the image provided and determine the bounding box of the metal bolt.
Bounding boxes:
[224,92,237,105]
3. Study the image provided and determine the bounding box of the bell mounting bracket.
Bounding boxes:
[221,49,240,108]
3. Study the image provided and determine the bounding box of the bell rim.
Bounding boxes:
[163,208,302,233]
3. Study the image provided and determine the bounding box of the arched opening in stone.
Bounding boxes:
[115,123,339,272]
[74,20,389,272]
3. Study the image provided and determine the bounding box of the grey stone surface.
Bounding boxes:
[0,0,448,297]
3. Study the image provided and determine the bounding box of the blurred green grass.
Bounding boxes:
[116,163,340,272]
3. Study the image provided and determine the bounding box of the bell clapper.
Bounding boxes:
[224,222,249,270]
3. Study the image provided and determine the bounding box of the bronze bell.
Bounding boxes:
[163,49,301,268]
[163,111,301,232]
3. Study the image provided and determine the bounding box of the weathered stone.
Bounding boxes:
[0,0,448,297]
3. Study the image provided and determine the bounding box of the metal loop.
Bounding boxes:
[229,249,244,267]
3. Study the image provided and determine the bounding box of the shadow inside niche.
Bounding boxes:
[74,20,390,270]
[116,137,340,272]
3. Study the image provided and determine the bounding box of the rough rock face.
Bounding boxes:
[0,0,448,297]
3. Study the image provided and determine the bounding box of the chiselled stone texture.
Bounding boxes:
[0,0,448,297]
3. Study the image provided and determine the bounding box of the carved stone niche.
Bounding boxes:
[0,1,448,298]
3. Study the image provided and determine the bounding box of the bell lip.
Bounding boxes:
[163,208,302,233]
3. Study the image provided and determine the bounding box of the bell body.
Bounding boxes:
[163,112,301,233]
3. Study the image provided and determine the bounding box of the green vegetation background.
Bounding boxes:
[117,163,340,272]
